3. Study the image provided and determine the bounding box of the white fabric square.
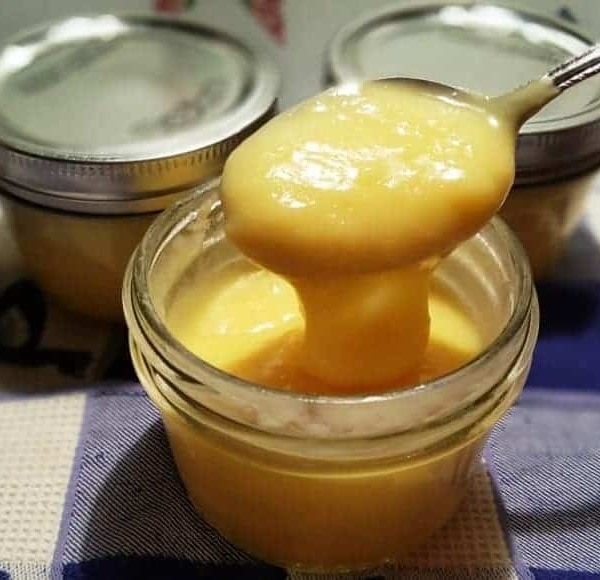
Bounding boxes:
[0,394,85,564]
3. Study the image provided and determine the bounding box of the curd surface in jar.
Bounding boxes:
[167,256,484,395]
[163,256,491,566]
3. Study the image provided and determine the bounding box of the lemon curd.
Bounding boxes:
[130,206,537,572]
[216,81,515,392]
[164,251,491,567]
[167,258,483,395]
[127,81,537,571]
[162,378,489,569]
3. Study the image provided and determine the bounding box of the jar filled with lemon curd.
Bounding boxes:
[0,14,278,321]
[327,2,600,279]
[124,177,539,572]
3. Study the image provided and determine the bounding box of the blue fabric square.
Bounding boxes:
[63,557,286,579]
[490,390,600,573]
[532,569,600,579]
[529,282,600,392]
[56,387,283,578]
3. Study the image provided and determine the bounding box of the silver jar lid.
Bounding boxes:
[0,14,279,213]
[327,3,600,184]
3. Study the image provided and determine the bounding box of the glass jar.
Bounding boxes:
[326,2,600,280]
[2,199,156,321]
[0,14,278,321]
[501,170,597,279]
[123,181,539,572]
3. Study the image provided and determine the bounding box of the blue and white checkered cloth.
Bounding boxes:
[1,190,600,579]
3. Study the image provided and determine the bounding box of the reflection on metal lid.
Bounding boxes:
[0,14,279,212]
[327,3,600,182]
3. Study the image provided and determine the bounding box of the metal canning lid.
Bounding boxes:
[0,14,279,213]
[327,2,600,185]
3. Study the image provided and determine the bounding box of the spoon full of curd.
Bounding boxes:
[220,42,600,390]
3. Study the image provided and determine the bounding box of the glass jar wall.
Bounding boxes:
[123,182,539,572]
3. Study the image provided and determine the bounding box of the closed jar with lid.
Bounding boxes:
[327,2,600,279]
[123,181,539,572]
[0,14,278,320]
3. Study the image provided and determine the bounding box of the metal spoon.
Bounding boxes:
[499,41,600,126]
[379,41,600,128]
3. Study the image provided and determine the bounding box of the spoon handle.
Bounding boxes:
[496,42,600,126]
[545,42,600,92]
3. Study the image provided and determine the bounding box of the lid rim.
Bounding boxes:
[515,149,600,185]
[1,176,195,215]
[0,106,275,213]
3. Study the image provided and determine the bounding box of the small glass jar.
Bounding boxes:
[326,2,600,280]
[123,181,539,572]
[0,14,278,321]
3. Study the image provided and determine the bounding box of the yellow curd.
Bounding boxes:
[128,199,537,572]
[220,81,514,391]
[167,259,483,395]
[163,252,490,567]
[125,80,538,571]
[161,388,488,569]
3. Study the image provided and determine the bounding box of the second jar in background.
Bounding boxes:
[0,14,279,321]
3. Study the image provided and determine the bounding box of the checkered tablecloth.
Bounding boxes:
[0,177,599,580]
[1,383,600,580]
[0,187,598,580]
[1,1,600,578]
